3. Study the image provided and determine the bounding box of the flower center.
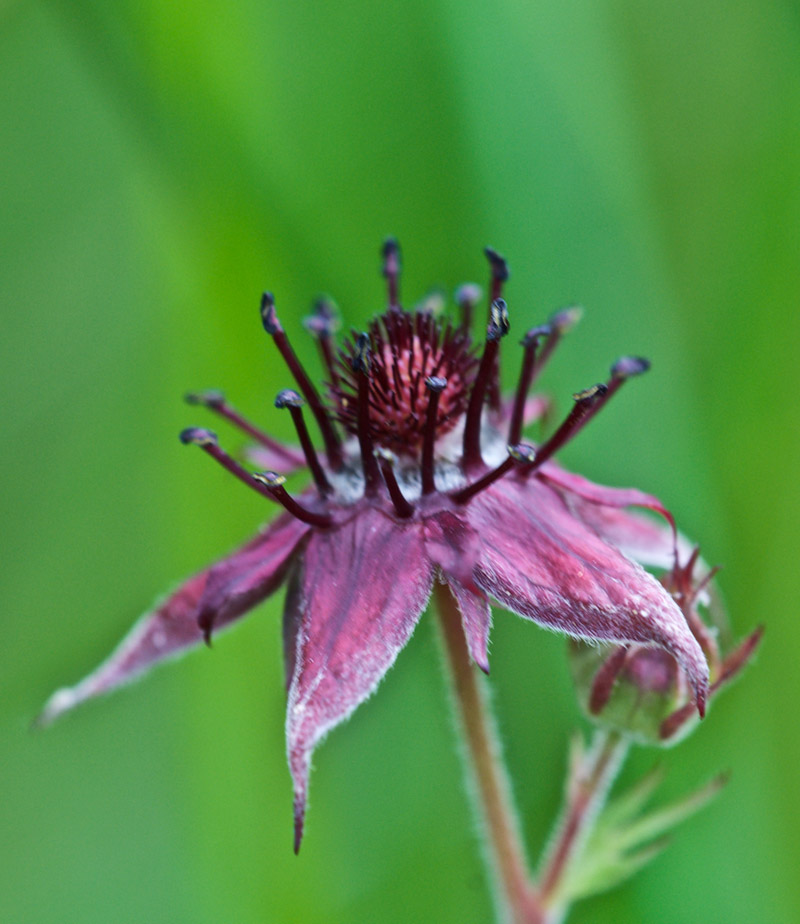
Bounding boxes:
[332,308,478,455]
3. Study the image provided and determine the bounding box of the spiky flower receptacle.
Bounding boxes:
[41,241,710,854]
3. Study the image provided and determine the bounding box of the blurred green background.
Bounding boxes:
[3,1,798,921]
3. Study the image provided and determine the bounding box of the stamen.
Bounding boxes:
[532,306,583,379]
[179,428,330,527]
[382,237,401,309]
[275,389,331,496]
[303,296,341,390]
[185,390,305,468]
[375,449,415,518]
[520,383,608,472]
[569,355,650,437]
[260,292,343,470]
[352,332,382,495]
[484,247,509,306]
[453,443,536,504]
[462,298,510,470]
[507,324,551,446]
[455,283,482,334]
[484,248,510,411]
[421,376,447,495]
[251,471,332,528]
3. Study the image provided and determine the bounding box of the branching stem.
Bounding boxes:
[538,729,629,921]
[435,582,629,924]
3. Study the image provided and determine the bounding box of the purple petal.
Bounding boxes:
[539,464,675,526]
[469,477,709,713]
[39,515,310,725]
[422,508,481,590]
[197,513,311,637]
[446,579,492,673]
[539,463,683,568]
[285,507,433,851]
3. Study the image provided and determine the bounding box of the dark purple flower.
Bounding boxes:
[41,243,709,850]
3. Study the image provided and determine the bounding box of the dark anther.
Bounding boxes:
[426,375,447,393]
[352,332,371,374]
[382,237,401,309]
[303,297,339,338]
[184,390,305,467]
[572,357,651,437]
[488,298,510,340]
[483,252,509,410]
[611,356,651,379]
[185,390,225,408]
[375,449,415,518]
[275,389,305,409]
[572,383,608,402]
[260,291,281,334]
[523,324,552,348]
[452,442,537,504]
[519,383,608,475]
[251,470,287,489]
[455,282,482,333]
[507,443,537,464]
[180,427,218,446]
[421,376,447,495]
[181,427,331,525]
[260,292,343,470]
[275,389,331,496]
[252,471,333,528]
[549,305,583,334]
[463,299,511,470]
[484,246,510,285]
[303,297,341,390]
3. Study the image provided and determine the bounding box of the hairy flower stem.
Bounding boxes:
[538,729,629,922]
[434,582,543,924]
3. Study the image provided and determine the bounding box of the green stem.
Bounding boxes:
[538,729,629,921]
[434,582,543,924]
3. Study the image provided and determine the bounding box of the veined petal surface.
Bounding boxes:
[285,506,434,850]
[469,477,708,710]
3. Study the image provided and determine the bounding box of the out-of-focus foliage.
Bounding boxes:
[2,1,797,921]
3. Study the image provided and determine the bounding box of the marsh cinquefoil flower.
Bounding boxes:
[42,242,709,851]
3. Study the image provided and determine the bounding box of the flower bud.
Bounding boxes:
[568,551,762,746]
